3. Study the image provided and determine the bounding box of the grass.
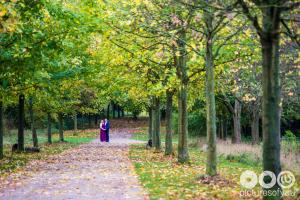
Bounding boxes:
[129,128,300,200]
[0,129,97,178]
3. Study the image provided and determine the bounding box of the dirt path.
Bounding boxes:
[0,129,147,200]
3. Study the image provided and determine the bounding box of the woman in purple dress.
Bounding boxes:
[100,120,106,142]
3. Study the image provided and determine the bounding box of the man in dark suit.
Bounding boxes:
[105,118,110,142]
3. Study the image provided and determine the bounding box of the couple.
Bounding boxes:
[100,118,110,142]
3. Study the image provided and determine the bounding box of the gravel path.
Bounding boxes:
[0,129,147,200]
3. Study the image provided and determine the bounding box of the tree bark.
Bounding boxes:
[220,118,224,140]
[88,114,92,128]
[204,10,217,176]
[112,102,116,119]
[148,107,153,141]
[177,31,189,163]
[18,94,25,151]
[261,6,282,198]
[74,113,78,132]
[107,104,110,119]
[165,90,173,155]
[94,114,98,125]
[0,101,4,159]
[117,105,121,118]
[251,109,260,144]
[58,113,64,142]
[153,97,161,151]
[232,99,242,144]
[47,113,52,144]
[223,119,227,140]
[29,97,38,147]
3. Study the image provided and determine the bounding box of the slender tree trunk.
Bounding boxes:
[261,6,282,198]
[148,107,153,141]
[18,94,25,151]
[74,113,77,132]
[95,114,98,125]
[165,90,173,155]
[88,114,91,128]
[251,109,260,144]
[0,101,4,159]
[58,113,64,142]
[223,119,227,140]
[151,101,156,146]
[232,99,242,144]
[117,106,121,118]
[220,118,224,140]
[47,113,52,144]
[153,97,161,151]
[177,31,189,163]
[204,10,217,175]
[112,103,116,119]
[29,97,38,147]
[121,108,125,117]
[107,104,110,119]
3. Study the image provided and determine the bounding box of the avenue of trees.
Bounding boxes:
[1,0,299,199]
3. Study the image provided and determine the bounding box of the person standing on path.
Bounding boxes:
[105,118,110,142]
[100,120,106,142]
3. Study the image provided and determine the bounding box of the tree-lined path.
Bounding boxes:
[0,129,146,200]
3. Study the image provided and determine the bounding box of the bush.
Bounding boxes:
[224,153,260,166]
[282,130,300,153]
[172,111,206,137]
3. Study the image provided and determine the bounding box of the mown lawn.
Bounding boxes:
[0,130,97,178]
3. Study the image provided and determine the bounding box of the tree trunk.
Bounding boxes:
[47,113,52,144]
[220,118,224,140]
[112,103,116,119]
[58,113,64,142]
[223,119,227,140]
[107,104,110,119]
[0,101,4,159]
[117,105,121,118]
[177,31,189,163]
[148,107,153,141]
[74,113,77,132]
[153,97,161,151]
[95,114,98,125]
[88,114,91,128]
[232,99,242,144]
[205,10,217,176]
[251,109,260,144]
[18,94,25,151]
[29,97,38,147]
[261,6,282,198]
[121,109,124,117]
[165,90,173,155]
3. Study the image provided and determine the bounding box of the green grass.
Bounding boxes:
[129,129,300,199]
[130,145,300,200]
[0,129,97,178]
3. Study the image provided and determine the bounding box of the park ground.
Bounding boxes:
[0,119,299,200]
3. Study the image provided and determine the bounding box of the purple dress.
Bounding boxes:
[100,123,106,142]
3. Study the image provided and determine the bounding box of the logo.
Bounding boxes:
[240,170,258,189]
[240,170,295,189]
[277,171,295,189]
